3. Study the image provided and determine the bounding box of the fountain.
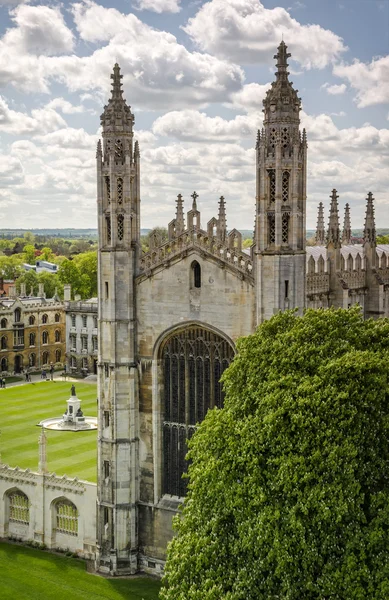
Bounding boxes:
[38,385,97,431]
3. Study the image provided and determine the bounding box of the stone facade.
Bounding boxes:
[64,296,98,377]
[95,43,388,576]
[0,286,65,375]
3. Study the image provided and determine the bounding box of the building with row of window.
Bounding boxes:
[0,285,66,374]
[64,293,98,376]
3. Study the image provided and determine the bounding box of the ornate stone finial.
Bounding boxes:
[315,202,325,245]
[96,139,102,158]
[191,191,199,211]
[175,193,185,235]
[100,63,134,133]
[134,140,140,158]
[363,192,376,246]
[38,428,47,474]
[302,128,307,146]
[110,63,123,101]
[274,40,291,76]
[217,195,227,242]
[256,129,260,150]
[342,203,352,245]
[327,189,341,248]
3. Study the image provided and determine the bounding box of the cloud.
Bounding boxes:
[45,98,86,114]
[321,82,347,95]
[152,109,260,141]
[133,0,182,13]
[333,55,389,107]
[0,96,67,134]
[183,0,347,69]
[227,82,271,112]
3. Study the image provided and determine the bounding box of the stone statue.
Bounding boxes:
[71,384,76,397]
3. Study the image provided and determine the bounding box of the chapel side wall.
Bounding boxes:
[136,254,255,560]
[0,465,97,558]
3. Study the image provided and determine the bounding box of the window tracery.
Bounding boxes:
[106,216,111,244]
[268,213,276,244]
[268,170,276,204]
[117,178,123,205]
[162,327,234,497]
[9,491,29,524]
[282,213,290,244]
[282,171,290,203]
[117,214,124,241]
[55,500,78,535]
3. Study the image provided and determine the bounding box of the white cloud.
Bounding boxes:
[333,55,389,107]
[133,0,181,13]
[227,82,271,112]
[45,98,86,114]
[183,0,347,69]
[321,82,347,95]
[0,96,67,134]
[152,109,260,141]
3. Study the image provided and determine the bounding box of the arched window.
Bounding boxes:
[42,331,49,344]
[9,490,29,524]
[55,349,61,363]
[117,178,123,205]
[268,169,276,204]
[14,308,21,323]
[105,176,110,205]
[1,318,7,328]
[82,357,88,370]
[29,332,35,346]
[42,351,49,365]
[1,357,7,371]
[29,353,36,367]
[28,316,35,325]
[55,313,60,323]
[55,330,61,343]
[191,261,201,289]
[161,326,234,497]
[42,314,48,324]
[282,171,290,203]
[106,215,111,244]
[1,336,7,350]
[117,214,124,241]
[282,213,290,245]
[268,213,276,245]
[54,499,78,536]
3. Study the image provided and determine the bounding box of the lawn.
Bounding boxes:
[0,542,161,600]
[0,380,98,482]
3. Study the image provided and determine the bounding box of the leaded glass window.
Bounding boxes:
[56,500,78,535]
[117,178,123,205]
[282,171,290,203]
[117,214,124,241]
[269,127,277,150]
[162,326,234,497]
[105,176,110,204]
[282,213,290,245]
[281,127,289,149]
[268,169,276,204]
[268,213,276,245]
[106,215,111,244]
[9,492,29,524]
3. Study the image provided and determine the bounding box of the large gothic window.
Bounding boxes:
[162,326,234,497]
[105,176,110,205]
[268,213,276,245]
[9,491,29,524]
[117,178,123,205]
[268,169,276,204]
[117,214,124,241]
[282,171,290,203]
[105,215,111,244]
[282,213,290,245]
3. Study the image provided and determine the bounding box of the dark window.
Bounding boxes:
[1,357,7,371]
[162,326,234,497]
[29,333,35,346]
[1,336,7,350]
[55,313,60,323]
[0,318,7,328]
[104,461,110,479]
[191,261,201,288]
[42,314,48,324]
[285,280,289,299]
[105,282,109,299]
[14,308,21,323]
[55,349,61,362]
[104,363,109,378]
[104,411,110,428]
[55,330,61,342]
[42,331,49,344]
[28,316,35,325]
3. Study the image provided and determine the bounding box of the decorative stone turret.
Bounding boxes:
[315,202,325,245]
[363,192,376,246]
[255,40,306,322]
[38,429,47,474]
[342,203,352,245]
[217,196,227,242]
[187,191,201,230]
[327,189,341,248]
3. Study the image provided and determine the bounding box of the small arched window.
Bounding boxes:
[55,330,61,343]
[28,316,35,325]
[29,332,35,346]
[55,499,78,535]
[1,318,7,328]
[55,349,61,363]
[1,336,7,350]
[42,351,49,365]
[29,353,36,367]
[14,308,21,323]
[8,490,29,524]
[1,357,7,371]
[55,313,60,323]
[191,261,201,289]
[42,331,49,344]
[42,314,48,324]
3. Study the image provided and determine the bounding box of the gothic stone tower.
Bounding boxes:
[96,64,140,574]
[255,41,306,322]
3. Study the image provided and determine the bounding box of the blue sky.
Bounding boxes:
[0,0,388,230]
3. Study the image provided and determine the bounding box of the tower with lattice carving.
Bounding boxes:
[96,64,140,574]
[255,41,306,322]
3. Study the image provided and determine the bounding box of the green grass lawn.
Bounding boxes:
[0,542,161,600]
[0,381,98,482]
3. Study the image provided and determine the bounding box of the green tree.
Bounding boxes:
[38,271,62,298]
[73,251,98,297]
[161,308,389,600]
[16,270,39,296]
[57,259,81,297]
[377,235,389,244]
[40,246,54,261]
[0,255,24,279]
[22,244,36,265]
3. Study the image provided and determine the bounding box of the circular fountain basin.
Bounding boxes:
[38,417,98,431]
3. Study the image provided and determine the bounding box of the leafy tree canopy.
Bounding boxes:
[161,308,389,600]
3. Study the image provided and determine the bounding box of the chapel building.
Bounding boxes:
[95,42,389,575]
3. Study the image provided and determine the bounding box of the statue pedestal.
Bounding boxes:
[63,395,85,425]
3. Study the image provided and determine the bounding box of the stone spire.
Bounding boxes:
[327,189,341,247]
[315,202,325,245]
[38,428,47,474]
[96,139,102,158]
[217,195,227,242]
[274,40,291,76]
[191,191,198,211]
[175,193,185,235]
[363,192,376,245]
[342,203,352,245]
[100,63,134,133]
[134,140,140,158]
